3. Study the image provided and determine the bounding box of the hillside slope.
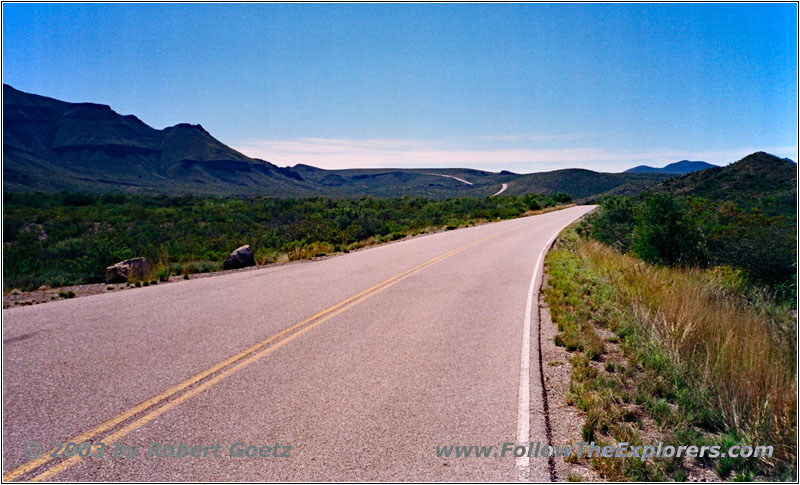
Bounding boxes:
[3,84,311,195]
[649,151,796,215]
[506,169,672,201]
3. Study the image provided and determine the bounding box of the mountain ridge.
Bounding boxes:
[625,160,718,174]
[7,84,785,201]
[3,84,311,194]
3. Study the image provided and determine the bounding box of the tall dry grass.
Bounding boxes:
[284,241,335,261]
[580,240,796,470]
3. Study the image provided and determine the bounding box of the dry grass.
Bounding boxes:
[284,241,335,261]
[580,240,796,473]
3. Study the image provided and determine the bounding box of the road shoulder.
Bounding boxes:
[539,279,604,482]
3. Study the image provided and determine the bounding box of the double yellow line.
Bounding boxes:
[5,226,516,482]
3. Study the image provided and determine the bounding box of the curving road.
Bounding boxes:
[2,206,594,482]
[425,173,473,185]
[492,183,509,196]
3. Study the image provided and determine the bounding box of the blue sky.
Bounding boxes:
[3,3,797,172]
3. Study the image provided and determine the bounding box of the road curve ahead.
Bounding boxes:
[3,206,594,482]
[492,183,509,196]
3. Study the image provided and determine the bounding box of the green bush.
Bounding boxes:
[553,192,572,204]
[153,263,171,282]
[632,194,704,266]
[522,193,542,210]
[583,196,635,252]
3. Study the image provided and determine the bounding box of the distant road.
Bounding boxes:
[492,183,509,196]
[426,173,474,185]
[3,206,594,482]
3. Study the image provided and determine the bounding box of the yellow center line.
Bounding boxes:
[6,225,519,482]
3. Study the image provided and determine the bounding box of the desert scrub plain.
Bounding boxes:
[544,227,796,481]
[3,191,571,293]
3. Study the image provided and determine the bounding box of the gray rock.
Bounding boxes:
[223,244,256,270]
[106,258,149,283]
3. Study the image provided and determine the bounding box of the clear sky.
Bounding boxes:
[3,3,797,172]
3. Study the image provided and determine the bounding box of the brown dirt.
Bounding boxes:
[539,280,605,482]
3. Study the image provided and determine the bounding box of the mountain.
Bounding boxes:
[2,84,310,195]
[625,160,717,174]
[3,84,672,199]
[649,152,796,215]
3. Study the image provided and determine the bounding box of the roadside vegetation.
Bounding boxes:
[584,194,796,303]
[544,190,797,481]
[3,190,571,291]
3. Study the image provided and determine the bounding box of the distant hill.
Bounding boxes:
[288,165,500,198]
[648,152,796,215]
[3,84,673,199]
[502,169,672,201]
[626,160,717,174]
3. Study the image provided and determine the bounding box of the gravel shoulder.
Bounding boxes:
[539,281,605,482]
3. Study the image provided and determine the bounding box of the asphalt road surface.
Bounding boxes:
[3,206,594,482]
[492,184,509,196]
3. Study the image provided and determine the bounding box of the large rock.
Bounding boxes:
[106,257,149,283]
[223,244,256,270]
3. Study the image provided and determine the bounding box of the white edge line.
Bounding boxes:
[515,217,572,481]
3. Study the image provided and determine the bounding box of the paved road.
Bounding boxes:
[492,183,509,196]
[2,206,594,482]
[425,173,474,185]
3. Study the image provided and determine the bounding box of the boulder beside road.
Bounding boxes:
[106,258,149,283]
[223,245,256,270]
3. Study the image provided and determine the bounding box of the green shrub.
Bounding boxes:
[582,196,635,251]
[153,263,170,282]
[632,194,704,266]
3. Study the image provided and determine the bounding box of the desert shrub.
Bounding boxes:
[583,196,635,252]
[3,192,568,290]
[632,194,704,266]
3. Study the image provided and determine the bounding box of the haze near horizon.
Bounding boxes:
[2,3,797,172]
